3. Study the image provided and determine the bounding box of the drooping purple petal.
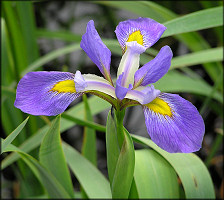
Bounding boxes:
[80,20,112,80]
[143,93,205,153]
[134,45,173,87]
[14,71,82,116]
[115,17,166,53]
[115,73,133,100]
[125,85,160,105]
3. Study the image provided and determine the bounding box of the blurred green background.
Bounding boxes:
[1,1,223,199]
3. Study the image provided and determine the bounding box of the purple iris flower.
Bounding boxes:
[14,17,205,153]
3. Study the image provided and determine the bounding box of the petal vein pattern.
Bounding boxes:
[115,17,166,53]
[143,93,205,153]
[134,45,173,87]
[14,71,81,116]
[80,20,112,81]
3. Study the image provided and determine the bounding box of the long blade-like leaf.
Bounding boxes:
[111,128,135,198]
[134,149,179,198]
[3,145,71,198]
[39,115,74,198]
[170,47,223,69]
[106,109,120,184]
[131,135,215,198]
[2,96,110,170]
[163,6,223,37]
[1,117,29,153]
[62,142,112,198]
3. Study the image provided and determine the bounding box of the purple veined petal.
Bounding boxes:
[74,71,116,99]
[115,17,166,53]
[80,20,112,82]
[143,93,205,153]
[134,45,173,87]
[125,85,160,105]
[14,71,82,116]
[117,41,146,88]
[115,73,133,100]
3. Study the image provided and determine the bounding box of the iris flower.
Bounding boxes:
[14,18,205,153]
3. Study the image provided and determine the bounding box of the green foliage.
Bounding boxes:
[132,135,216,198]
[39,115,74,198]
[1,1,222,199]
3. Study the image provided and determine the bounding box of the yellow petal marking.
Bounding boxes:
[146,97,173,117]
[127,30,144,46]
[50,80,76,93]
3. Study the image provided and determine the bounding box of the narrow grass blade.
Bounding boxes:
[16,1,39,63]
[163,6,223,37]
[2,1,28,75]
[171,47,223,69]
[62,142,112,198]
[134,149,179,198]
[132,135,215,199]
[36,29,82,42]
[22,43,80,75]
[1,117,29,153]
[39,115,74,198]
[1,17,15,86]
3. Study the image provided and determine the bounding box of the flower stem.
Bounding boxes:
[114,108,126,149]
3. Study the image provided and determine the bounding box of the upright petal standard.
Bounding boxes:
[14,17,205,153]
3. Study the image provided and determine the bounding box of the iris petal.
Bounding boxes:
[134,45,173,87]
[143,93,205,153]
[125,85,160,105]
[115,73,133,100]
[117,41,146,88]
[14,71,82,116]
[115,17,166,53]
[80,20,112,81]
[74,71,116,99]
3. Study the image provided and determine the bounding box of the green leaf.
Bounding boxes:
[2,96,110,170]
[154,70,223,103]
[61,113,106,132]
[131,135,215,199]
[94,1,174,22]
[1,117,29,154]
[1,17,15,86]
[3,145,71,198]
[111,128,135,198]
[106,109,120,184]
[39,115,74,198]
[2,1,28,74]
[19,152,71,199]
[81,95,97,165]
[163,6,223,37]
[62,142,112,198]
[134,149,179,198]
[171,47,223,69]
[16,1,39,63]
[22,43,80,76]
[36,28,82,42]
